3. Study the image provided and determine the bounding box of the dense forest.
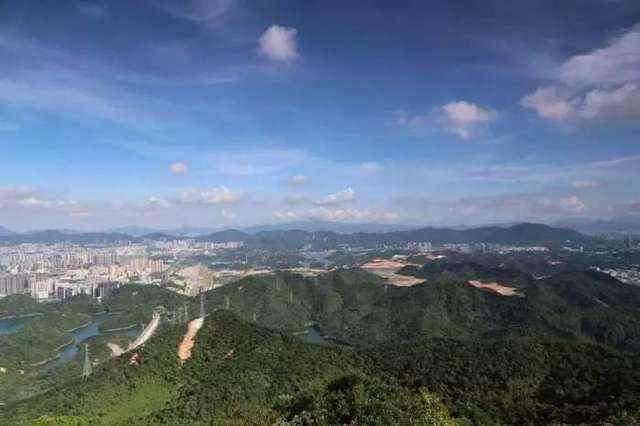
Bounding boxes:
[1,312,459,424]
[203,266,640,351]
[3,262,640,424]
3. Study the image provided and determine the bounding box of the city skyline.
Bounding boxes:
[1,1,640,231]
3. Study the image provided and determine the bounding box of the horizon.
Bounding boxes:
[0,219,612,236]
[1,1,639,231]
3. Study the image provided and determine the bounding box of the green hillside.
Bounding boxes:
[367,338,640,424]
[202,268,640,350]
[2,311,458,425]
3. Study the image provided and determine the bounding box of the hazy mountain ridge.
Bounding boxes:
[555,217,640,236]
[0,223,595,246]
[0,226,14,236]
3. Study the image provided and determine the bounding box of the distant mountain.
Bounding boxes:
[199,229,251,243]
[108,226,159,237]
[242,220,419,234]
[0,226,14,236]
[198,222,594,249]
[108,226,216,237]
[0,230,135,244]
[0,223,594,246]
[167,226,217,237]
[555,217,640,236]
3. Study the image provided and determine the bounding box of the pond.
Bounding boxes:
[296,325,337,346]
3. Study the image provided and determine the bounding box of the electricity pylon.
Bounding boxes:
[82,344,92,380]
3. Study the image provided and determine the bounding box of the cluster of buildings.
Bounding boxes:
[0,239,248,302]
[0,272,119,301]
[596,267,640,287]
[405,241,548,254]
[0,243,171,301]
[147,239,244,257]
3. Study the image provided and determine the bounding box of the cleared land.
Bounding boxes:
[467,280,519,296]
[361,259,424,287]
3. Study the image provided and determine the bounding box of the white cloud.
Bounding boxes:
[571,180,601,189]
[69,207,91,217]
[556,195,586,213]
[146,196,171,208]
[558,25,640,86]
[258,25,299,62]
[357,162,384,174]
[307,207,398,222]
[273,210,299,220]
[0,187,48,207]
[395,102,497,140]
[520,87,575,121]
[393,110,430,128]
[522,25,640,123]
[221,208,236,219]
[522,84,640,121]
[170,162,188,175]
[149,0,234,22]
[440,101,497,140]
[180,187,245,205]
[579,83,640,119]
[288,174,308,185]
[315,188,355,205]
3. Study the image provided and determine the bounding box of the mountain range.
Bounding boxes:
[0,223,594,247]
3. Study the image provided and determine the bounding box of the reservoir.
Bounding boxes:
[52,314,140,366]
[0,313,139,367]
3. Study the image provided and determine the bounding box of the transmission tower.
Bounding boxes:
[225,295,230,310]
[199,291,206,318]
[82,344,92,380]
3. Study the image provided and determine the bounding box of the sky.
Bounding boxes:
[0,0,639,231]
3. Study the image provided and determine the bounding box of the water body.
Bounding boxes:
[49,314,140,367]
[296,325,333,346]
[0,315,39,334]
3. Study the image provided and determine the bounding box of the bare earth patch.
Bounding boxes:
[467,280,519,296]
[178,317,204,363]
[361,259,424,287]
[107,343,125,358]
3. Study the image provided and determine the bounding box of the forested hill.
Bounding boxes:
[0,222,594,246]
[2,312,458,425]
[203,267,640,351]
[4,311,640,425]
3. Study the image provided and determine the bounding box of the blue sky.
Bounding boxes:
[0,0,639,231]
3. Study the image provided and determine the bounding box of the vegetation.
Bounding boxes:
[3,259,640,423]
[2,312,459,425]
[202,267,640,351]
[0,295,40,318]
[366,338,640,424]
[0,324,69,368]
[99,285,195,332]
